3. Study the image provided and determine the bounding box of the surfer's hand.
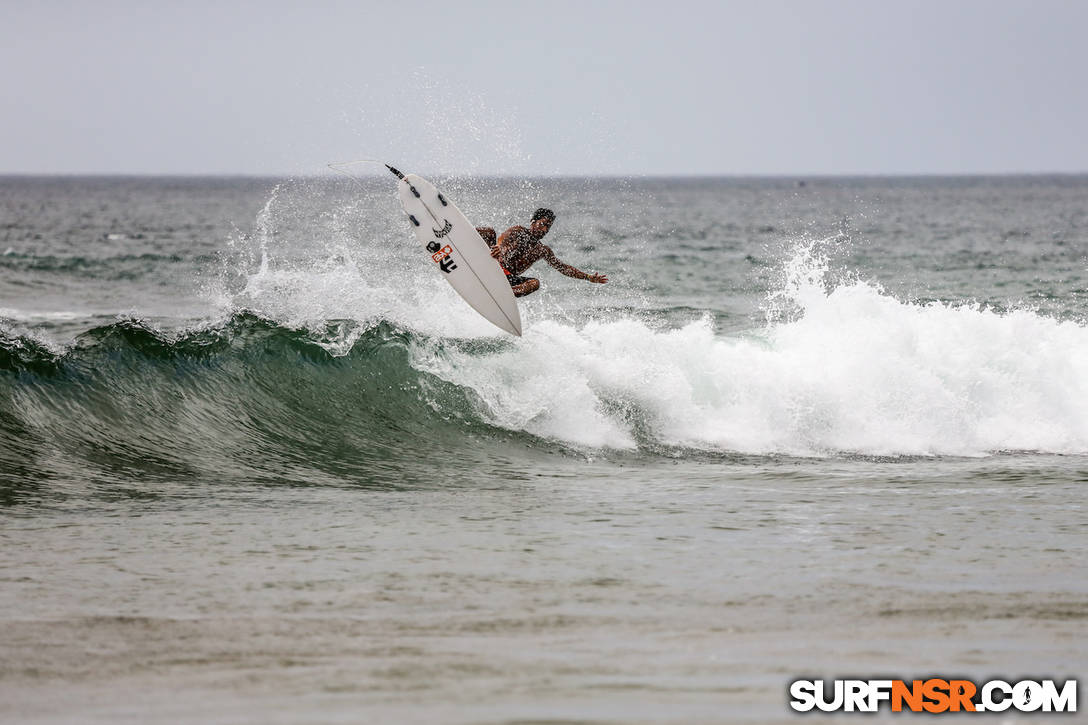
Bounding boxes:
[588,273,608,284]
[489,246,503,260]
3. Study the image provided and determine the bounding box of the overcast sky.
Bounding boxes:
[3,0,1087,176]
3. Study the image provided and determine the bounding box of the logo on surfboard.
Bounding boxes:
[433,220,453,238]
[426,242,457,273]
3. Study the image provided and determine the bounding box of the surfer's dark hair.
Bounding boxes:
[531,208,555,224]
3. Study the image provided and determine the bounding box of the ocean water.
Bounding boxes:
[1,174,1086,723]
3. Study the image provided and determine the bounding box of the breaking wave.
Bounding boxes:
[4,238,1088,495]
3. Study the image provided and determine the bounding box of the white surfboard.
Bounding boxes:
[390,168,522,337]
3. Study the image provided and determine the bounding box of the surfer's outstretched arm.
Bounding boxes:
[543,247,608,284]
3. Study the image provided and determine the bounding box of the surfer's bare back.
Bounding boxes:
[476,208,608,298]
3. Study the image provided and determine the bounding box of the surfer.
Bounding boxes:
[476,209,608,298]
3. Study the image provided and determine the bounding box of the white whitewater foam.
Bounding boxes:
[415,243,1088,456]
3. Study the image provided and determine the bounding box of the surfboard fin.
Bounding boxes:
[386,164,405,180]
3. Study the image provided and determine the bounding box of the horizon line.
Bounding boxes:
[3,170,1088,180]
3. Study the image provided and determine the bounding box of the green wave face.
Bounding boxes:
[0,314,534,498]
